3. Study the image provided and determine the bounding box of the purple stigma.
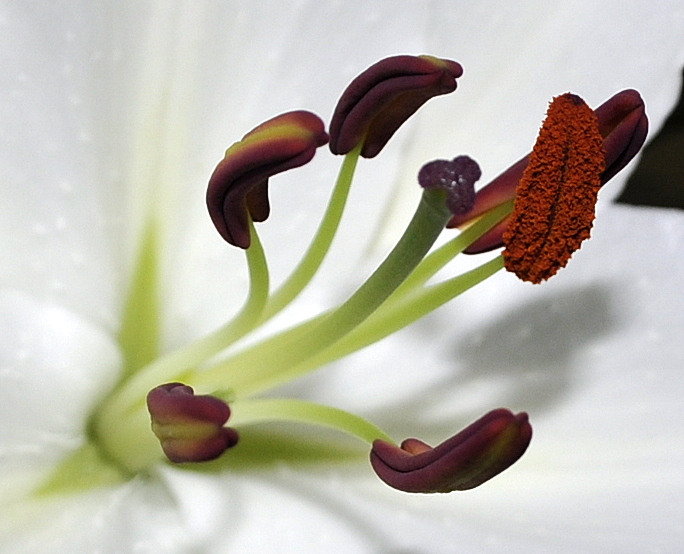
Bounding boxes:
[418,155,480,216]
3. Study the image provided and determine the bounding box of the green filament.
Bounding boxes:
[233,255,505,396]
[230,398,394,445]
[259,143,362,321]
[192,188,455,395]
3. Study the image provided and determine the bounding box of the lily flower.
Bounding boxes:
[2,1,684,552]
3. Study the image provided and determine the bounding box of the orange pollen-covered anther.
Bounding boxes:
[503,93,606,283]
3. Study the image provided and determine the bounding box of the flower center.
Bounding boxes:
[32,55,647,497]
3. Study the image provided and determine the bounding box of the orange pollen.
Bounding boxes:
[502,93,606,283]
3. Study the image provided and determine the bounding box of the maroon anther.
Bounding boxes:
[147,383,239,463]
[370,409,532,493]
[448,89,648,253]
[329,55,463,158]
[207,110,329,248]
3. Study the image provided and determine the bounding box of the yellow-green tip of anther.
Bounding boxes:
[207,110,329,248]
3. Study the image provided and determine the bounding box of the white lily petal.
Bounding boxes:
[0,290,119,458]
[0,478,195,554]
[156,465,234,548]
[208,473,386,553]
[0,289,121,540]
[0,2,132,327]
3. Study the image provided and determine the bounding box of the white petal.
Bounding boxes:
[0,290,120,461]
[0,478,193,554]
[156,466,233,548]
[185,470,388,553]
[0,289,122,545]
[0,3,144,327]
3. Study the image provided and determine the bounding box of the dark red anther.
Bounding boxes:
[329,55,463,158]
[448,89,648,254]
[147,383,239,463]
[370,409,532,493]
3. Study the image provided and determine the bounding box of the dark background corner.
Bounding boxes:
[615,66,684,210]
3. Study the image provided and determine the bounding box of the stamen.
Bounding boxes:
[329,55,463,158]
[503,93,605,283]
[147,383,239,463]
[370,409,532,493]
[206,110,329,248]
[449,89,647,254]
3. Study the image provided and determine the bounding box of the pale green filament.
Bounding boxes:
[259,143,362,321]
[222,218,271,339]
[230,255,505,396]
[312,255,505,369]
[192,188,455,394]
[393,199,513,297]
[96,147,360,429]
[230,398,394,445]
[94,220,268,423]
[191,199,512,397]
